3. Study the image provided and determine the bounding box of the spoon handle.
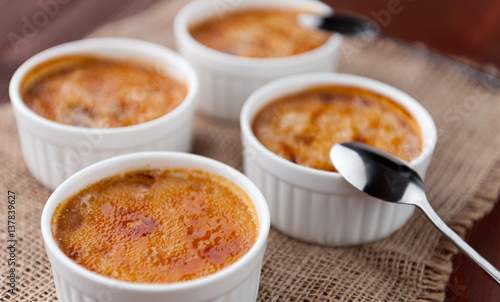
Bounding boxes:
[418,200,500,285]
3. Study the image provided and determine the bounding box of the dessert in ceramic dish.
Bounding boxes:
[174,0,342,121]
[41,152,270,302]
[189,9,330,58]
[9,38,198,190]
[52,168,259,284]
[241,73,436,246]
[252,85,423,172]
[22,55,187,128]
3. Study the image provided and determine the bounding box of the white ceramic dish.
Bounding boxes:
[174,0,342,122]
[9,38,199,190]
[240,72,437,246]
[41,152,270,302]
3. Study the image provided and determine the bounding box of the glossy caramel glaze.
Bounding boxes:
[51,169,259,283]
[252,86,423,172]
[21,55,187,128]
[189,9,331,58]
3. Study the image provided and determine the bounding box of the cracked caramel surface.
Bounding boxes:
[252,86,423,172]
[189,9,331,58]
[21,55,187,128]
[51,169,258,284]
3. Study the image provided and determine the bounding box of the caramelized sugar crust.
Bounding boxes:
[51,169,259,284]
[22,55,187,128]
[189,9,331,58]
[252,86,423,172]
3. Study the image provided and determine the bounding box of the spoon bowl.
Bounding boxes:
[298,12,380,37]
[330,142,500,285]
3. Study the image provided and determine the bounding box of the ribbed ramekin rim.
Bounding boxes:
[240,72,437,181]
[9,38,199,135]
[40,151,270,293]
[173,0,343,69]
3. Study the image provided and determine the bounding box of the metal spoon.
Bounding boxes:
[298,12,380,37]
[330,142,500,285]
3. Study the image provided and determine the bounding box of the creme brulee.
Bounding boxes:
[189,9,331,58]
[51,169,259,284]
[21,55,187,128]
[252,86,423,172]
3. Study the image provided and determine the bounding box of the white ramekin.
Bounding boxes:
[174,0,342,122]
[240,73,437,246]
[41,152,270,302]
[9,38,199,191]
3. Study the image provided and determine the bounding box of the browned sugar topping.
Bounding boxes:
[22,55,187,128]
[190,9,331,58]
[252,85,423,172]
[51,169,259,284]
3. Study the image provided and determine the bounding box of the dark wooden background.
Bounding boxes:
[1,0,499,301]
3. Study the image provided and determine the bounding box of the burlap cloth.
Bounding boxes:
[2,0,500,301]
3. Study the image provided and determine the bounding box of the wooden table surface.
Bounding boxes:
[1,0,499,301]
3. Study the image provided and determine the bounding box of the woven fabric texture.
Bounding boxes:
[2,0,500,301]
